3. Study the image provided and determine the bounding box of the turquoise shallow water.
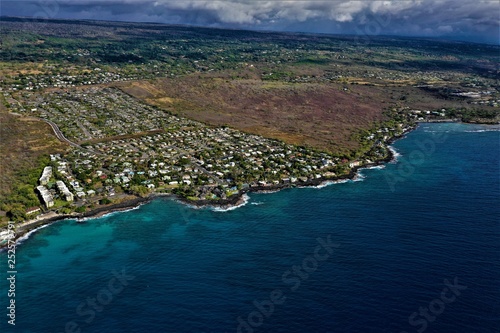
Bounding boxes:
[1,123,499,333]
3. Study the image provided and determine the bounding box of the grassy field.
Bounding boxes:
[117,76,389,154]
[116,68,493,154]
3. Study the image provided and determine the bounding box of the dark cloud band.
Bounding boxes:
[1,0,498,44]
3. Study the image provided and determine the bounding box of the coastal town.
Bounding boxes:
[2,86,412,222]
[0,18,497,230]
[1,78,496,225]
[0,7,498,333]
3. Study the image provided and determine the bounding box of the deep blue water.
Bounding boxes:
[1,123,499,333]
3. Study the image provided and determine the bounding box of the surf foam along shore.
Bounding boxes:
[1,122,416,249]
[0,194,155,250]
[388,145,401,163]
[1,148,396,250]
[75,203,144,222]
[211,194,250,212]
[10,223,52,248]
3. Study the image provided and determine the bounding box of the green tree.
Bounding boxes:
[75,206,87,213]
[129,185,149,197]
[8,204,26,222]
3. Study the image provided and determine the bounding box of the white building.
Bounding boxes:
[36,185,54,208]
[56,181,74,202]
[39,166,53,185]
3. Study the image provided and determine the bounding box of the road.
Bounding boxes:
[36,115,223,183]
[40,118,82,148]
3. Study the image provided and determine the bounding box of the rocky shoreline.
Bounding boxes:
[0,195,157,249]
[7,118,497,248]
[151,128,403,210]
[0,125,411,249]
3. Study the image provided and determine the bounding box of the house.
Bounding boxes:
[349,161,361,168]
[26,207,41,215]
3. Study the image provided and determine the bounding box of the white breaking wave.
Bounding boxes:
[12,223,53,247]
[211,194,250,212]
[464,129,499,133]
[312,178,349,188]
[312,181,335,189]
[351,174,366,182]
[77,204,143,222]
[360,164,385,171]
[388,145,401,163]
[257,189,281,194]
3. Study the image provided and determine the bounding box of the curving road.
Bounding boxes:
[41,118,82,148]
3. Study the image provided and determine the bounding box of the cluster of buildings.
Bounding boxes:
[61,123,343,201]
[36,166,56,208]
[18,85,408,207]
[16,88,197,143]
[12,86,351,205]
[34,156,77,210]
[2,70,135,92]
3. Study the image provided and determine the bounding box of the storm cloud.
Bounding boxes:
[2,0,499,44]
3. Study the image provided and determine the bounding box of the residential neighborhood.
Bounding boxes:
[8,86,408,214]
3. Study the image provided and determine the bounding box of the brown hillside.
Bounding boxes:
[118,76,392,153]
[0,103,67,200]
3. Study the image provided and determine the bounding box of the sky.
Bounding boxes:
[1,0,499,44]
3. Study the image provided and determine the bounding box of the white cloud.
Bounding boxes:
[2,0,499,43]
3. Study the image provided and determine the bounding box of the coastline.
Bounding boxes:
[0,195,156,249]
[176,122,414,210]
[3,117,498,249]
[417,118,500,125]
[1,123,411,249]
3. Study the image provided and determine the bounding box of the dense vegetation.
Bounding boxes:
[0,156,50,222]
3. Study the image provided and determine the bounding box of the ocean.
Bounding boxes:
[1,122,499,333]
